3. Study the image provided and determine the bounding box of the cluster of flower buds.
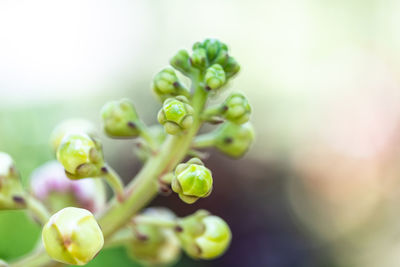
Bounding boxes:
[157,96,194,135]
[42,207,104,265]
[176,210,231,260]
[171,158,213,204]
[126,208,181,266]
[3,39,253,267]
[170,39,239,91]
[0,152,25,210]
[30,161,106,213]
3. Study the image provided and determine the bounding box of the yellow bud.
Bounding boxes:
[42,207,104,265]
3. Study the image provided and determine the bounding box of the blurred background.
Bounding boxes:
[1,0,400,266]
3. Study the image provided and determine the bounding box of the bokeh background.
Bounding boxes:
[1,0,400,266]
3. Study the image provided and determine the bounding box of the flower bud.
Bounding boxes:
[157,96,194,135]
[177,210,231,260]
[214,122,255,158]
[171,158,213,204]
[56,133,104,179]
[221,92,251,124]
[50,119,97,153]
[170,49,191,76]
[42,207,104,265]
[101,98,141,138]
[152,67,189,101]
[193,39,228,64]
[0,152,25,210]
[190,48,207,69]
[30,161,106,214]
[205,64,226,91]
[126,208,181,266]
[223,56,240,78]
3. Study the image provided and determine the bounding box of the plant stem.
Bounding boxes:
[103,164,125,202]
[192,133,216,149]
[134,215,177,228]
[25,195,51,225]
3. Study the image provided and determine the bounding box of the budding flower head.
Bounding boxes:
[205,64,226,91]
[221,92,251,124]
[56,133,104,179]
[50,119,97,153]
[157,96,194,135]
[42,207,104,265]
[126,208,181,266]
[177,210,231,260]
[0,152,25,210]
[214,122,255,158]
[101,98,141,138]
[30,161,106,214]
[171,158,213,204]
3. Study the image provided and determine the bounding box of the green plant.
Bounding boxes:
[1,39,254,267]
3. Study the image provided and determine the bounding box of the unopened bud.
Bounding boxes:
[171,158,213,204]
[157,96,194,135]
[170,49,191,76]
[101,99,141,138]
[214,122,255,158]
[42,207,104,265]
[56,133,104,179]
[221,92,251,124]
[50,119,97,153]
[205,64,226,91]
[152,67,189,101]
[177,210,231,260]
[0,152,25,210]
[126,208,181,266]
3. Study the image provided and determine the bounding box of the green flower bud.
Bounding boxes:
[157,96,194,135]
[190,48,207,69]
[177,210,231,260]
[126,208,181,266]
[56,133,104,179]
[221,92,251,124]
[205,64,226,91]
[101,98,141,138]
[0,152,25,210]
[170,49,191,76]
[171,158,213,204]
[223,56,240,79]
[152,67,189,101]
[50,119,97,153]
[193,39,228,63]
[215,122,255,158]
[42,207,104,265]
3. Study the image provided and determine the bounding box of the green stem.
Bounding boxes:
[10,248,52,267]
[192,133,216,149]
[103,165,125,202]
[136,121,158,151]
[25,195,51,225]
[134,215,177,228]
